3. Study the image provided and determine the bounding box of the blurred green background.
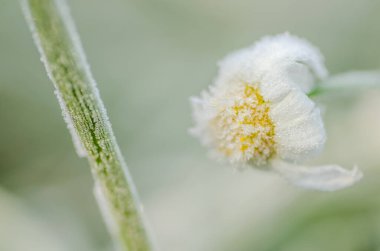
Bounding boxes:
[1,0,380,250]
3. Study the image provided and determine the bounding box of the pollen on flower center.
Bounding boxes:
[211,83,276,165]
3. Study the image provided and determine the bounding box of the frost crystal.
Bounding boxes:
[55,90,87,157]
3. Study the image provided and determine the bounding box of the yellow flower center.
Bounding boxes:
[212,83,276,165]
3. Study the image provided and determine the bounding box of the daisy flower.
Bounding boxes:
[190,33,362,191]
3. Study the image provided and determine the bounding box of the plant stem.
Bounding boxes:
[22,0,155,250]
[308,71,380,98]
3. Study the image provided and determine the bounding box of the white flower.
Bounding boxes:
[190,33,362,191]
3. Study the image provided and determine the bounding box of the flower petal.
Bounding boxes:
[270,89,326,161]
[272,160,363,191]
[215,33,327,94]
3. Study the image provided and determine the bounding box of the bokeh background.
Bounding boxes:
[1,0,380,250]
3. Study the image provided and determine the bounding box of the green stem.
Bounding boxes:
[22,0,155,250]
[308,71,380,97]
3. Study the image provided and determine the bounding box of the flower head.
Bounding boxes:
[190,33,362,191]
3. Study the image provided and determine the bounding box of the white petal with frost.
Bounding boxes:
[272,160,363,191]
[271,89,326,161]
[216,34,327,92]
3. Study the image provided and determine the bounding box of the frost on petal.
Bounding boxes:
[270,89,326,161]
[216,33,328,95]
[251,33,328,93]
[272,160,363,191]
[189,92,217,147]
